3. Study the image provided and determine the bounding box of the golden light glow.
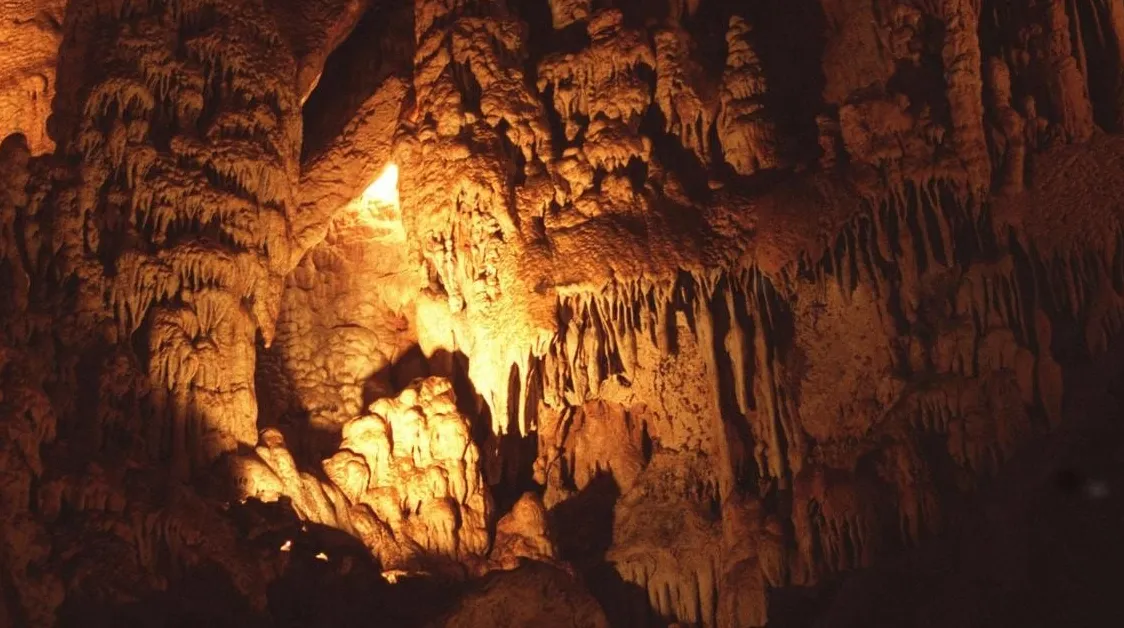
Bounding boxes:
[362,162,400,208]
[381,570,408,584]
[280,540,292,552]
[315,552,329,561]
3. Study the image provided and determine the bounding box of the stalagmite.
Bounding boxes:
[233,377,491,572]
[489,492,559,571]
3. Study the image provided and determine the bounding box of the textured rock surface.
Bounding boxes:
[3,0,1124,626]
[429,562,610,628]
[269,0,371,103]
[0,0,66,155]
[233,377,491,574]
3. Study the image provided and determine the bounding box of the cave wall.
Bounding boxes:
[2,0,1124,626]
[0,0,66,156]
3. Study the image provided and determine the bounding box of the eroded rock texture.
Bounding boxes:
[430,561,609,628]
[233,377,494,574]
[3,0,1124,626]
[0,0,66,156]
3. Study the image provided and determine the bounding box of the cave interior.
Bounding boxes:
[2,0,1124,626]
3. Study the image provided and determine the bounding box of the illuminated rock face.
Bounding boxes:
[0,0,65,156]
[4,0,1124,626]
[264,160,423,443]
[233,377,491,572]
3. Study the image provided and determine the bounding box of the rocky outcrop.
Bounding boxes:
[429,561,609,628]
[233,377,492,574]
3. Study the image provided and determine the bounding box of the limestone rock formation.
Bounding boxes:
[489,492,559,571]
[538,8,655,170]
[269,0,371,103]
[3,0,1124,626]
[233,377,491,573]
[429,562,609,628]
[655,25,716,166]
[0,0,66,155]
[717,16,780,176]
[264,76,418,443]
[548,0,590,30]
[986,56,1028,193]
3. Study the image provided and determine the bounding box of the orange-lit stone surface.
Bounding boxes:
[3,1,1124,626]
[0,0,65,155]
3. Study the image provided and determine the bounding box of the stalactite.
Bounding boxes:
[608,452,729,628]
[717,17,780,176]
[537,8,654,150]
[986,57,1028,192]
[941,0,992,192]
[55,0,303,477]
[1034,0,1097,142]
[654,26,716,165]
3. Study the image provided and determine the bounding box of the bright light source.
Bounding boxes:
[315,552,329,561]
[362,163,399,208]
[381,570,407,584]
[280,540,292,552]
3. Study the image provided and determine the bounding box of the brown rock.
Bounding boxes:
[429,561,609,628]
[0,0,65,155]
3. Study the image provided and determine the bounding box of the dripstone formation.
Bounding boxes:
[2,0,1124,626]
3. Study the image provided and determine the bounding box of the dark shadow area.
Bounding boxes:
[509,0,592,72]
[52,494,465,628]
[266,524,463,628]
[767,335,1124,627]
[745,0,829,167]
[550,472,620,569]
[56,565,270,628]
[640,103,714,201]
[548,471,654,627]
[766,583,841,628]
[300,0,415,162]
[1069,0,1123,132]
